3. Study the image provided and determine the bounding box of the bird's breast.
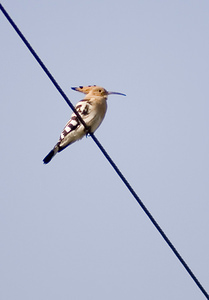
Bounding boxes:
[88,98,107,132]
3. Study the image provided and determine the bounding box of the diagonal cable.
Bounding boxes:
[1,4,208,299]
[0,4,88,130]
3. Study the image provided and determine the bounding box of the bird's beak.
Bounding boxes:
[108,91,126,96]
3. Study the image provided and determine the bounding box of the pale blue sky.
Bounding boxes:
[1,1,209,299]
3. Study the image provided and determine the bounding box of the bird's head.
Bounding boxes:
[71,85,126,98]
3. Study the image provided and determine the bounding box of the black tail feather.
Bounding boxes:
[43,149,55,164]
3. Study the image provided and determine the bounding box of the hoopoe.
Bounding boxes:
[43,85,126,164]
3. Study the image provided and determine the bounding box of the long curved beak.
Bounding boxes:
[108,91,126,96]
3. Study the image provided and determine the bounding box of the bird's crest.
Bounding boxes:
[71,85,97,94]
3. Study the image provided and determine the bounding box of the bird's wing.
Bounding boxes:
[58,100,93,149]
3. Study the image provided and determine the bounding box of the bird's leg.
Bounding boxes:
[84,126,92,137]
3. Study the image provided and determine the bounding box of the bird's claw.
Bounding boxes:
[85,126,91,137]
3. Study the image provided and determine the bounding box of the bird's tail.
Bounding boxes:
[43,144,59,164]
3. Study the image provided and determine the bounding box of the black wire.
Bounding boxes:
[1,4,208,299]
[0,4,88,130]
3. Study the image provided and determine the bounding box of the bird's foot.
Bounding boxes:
[85,126,91,137]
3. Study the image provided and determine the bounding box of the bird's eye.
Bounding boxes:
[98,89,101,92]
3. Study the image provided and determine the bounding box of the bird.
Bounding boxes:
[43,85,126,164]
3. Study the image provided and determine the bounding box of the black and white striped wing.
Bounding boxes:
[58,100,93,149]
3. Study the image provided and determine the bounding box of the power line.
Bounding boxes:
[1,4,208,299]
